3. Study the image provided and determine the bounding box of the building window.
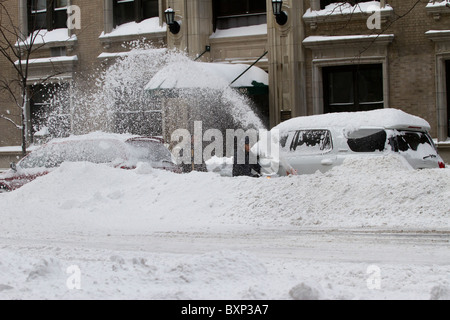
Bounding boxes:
[213,0,266,31]
[113,0,159,27]
[28,0,68,34]
[30,83,71,140]
[323,64,384,114]
[446,60,450,137]
[320,0,378,10]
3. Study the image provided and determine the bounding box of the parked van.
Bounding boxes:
[258,109,445,176]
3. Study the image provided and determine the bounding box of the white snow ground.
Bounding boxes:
[0,155,449,300]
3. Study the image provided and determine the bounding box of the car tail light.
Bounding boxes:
[438,161,446,169]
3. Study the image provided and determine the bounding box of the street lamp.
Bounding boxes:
[272,0,288,26]
[165,7,180,34]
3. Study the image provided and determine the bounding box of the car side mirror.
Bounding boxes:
[10,162,17,172]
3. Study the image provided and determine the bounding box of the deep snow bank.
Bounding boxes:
[1,245,448,300]
[0,155,448,238]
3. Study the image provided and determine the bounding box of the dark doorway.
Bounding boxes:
[446,60,450,137]
[323,64,384,114]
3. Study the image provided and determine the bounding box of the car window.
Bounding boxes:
[282,130,333,155]
[126,140,173,163]
[19,145,63,169]
[392,131,437,159]
[394,131,435,152]
[19,140,126,169]
[347,130,387,153]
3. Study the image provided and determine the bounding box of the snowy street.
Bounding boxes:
[0,155,449,300]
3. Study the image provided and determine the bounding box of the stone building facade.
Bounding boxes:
[0,0,449,168]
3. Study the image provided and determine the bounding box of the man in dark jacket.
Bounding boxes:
[232,137,261,177]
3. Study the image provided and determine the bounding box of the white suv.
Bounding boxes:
[258,109,446,176]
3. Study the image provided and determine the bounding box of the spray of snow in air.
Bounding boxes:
[34,42,265,140]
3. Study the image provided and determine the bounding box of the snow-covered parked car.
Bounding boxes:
[257,109,446,176]
[0,133,181,192]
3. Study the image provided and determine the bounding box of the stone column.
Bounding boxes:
[267,0,307,128]
[165,0,185,50]
[184,0,212,60]
[104,0,113,34]
[166,0,212,59]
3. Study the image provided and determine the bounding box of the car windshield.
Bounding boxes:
[126,140,173,163]
[281,130,333,155]
[18,140,126,169]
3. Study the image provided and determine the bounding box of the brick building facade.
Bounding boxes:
[0,0,449,167]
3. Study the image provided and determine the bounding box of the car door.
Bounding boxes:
[280,129,337,175]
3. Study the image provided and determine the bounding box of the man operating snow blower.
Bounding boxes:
[232,137,261,178]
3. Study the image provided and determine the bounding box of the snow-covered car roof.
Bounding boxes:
[41,132,166,146]
[11,132,169,171]
[46,132,142,144]
[274,109,431,133]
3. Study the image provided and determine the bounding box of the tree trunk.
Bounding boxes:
[21,87,27,157]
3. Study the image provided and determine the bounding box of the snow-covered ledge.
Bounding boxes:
[97,48,167,60]
[425,29,450,42]
[426,0,450,21]
[99,17,167,48]
[15,29,77,51]
[303,1,394,30]
[303,34,394,50]
[14,56,78,82]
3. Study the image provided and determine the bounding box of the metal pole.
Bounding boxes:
[229,51,268,87]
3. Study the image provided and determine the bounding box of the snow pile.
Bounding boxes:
[0,154,448,239]
[289,281,326,300]
[0,245,448,300]
[205,156,233,177]
[0,248,268,300]
[0,155,449,300]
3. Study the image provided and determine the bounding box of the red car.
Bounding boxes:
[0,133,181,192]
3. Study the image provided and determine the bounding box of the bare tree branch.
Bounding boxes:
[0,0,69,155]
[0,114,21,129]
